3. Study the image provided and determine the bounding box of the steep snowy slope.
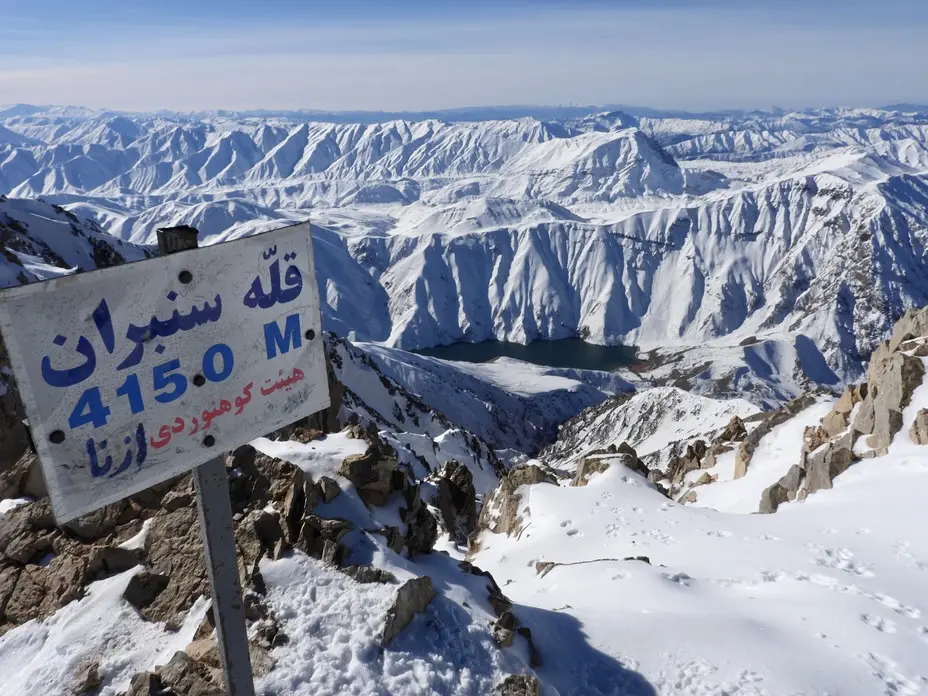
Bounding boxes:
[0,196,151,287]
[322,164,928,389]
[358,343,633,454]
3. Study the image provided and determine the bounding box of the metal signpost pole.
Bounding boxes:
[193,458,256,696]
[158,228,256,696]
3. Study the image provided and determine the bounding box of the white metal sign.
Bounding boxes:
[0,221,329,523]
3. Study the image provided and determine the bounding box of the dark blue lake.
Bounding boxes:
[412,338,637,372]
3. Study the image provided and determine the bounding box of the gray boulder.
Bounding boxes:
[156,651,222,696]
[339,437,401,507]
[759,465,803,514]
[804,442,855,494]
[381,576,436,647]
[910,409,928,445]
[401,485,438,556]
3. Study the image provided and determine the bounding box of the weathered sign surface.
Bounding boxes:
[0,221,328,522]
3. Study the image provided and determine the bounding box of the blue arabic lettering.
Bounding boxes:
[85,423,147,478]
[243,250,303,309]
[92,299,115,354]
[117,294,223,371]
[41,335,97,388]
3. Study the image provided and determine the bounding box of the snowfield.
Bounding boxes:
[475,444,928,695]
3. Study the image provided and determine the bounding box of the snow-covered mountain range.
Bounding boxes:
[3,105,927,402]
[2,103,928,696]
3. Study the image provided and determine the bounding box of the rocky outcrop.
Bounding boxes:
[759,308,928,513]
[0,340,31,472]
[572,457,612,487]
[718,415,748,443]
[666,440,708,488]
[660,415,750,500]
[381,576,436,647]
[401,484,438,556]
[475,465,556,539]
[0,444,334,634]
[0,451,46,500]
[758,465,803,514]
[852,344,924,452]
[338,429,403,507]
[888,306,928,353]
[125,651,222,696]
[573,442,650,487]
[434,460,477,546]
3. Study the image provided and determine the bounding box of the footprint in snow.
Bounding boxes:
[645,529,677,544]
[662,572,692,586]
[632,506,644,514]
[861,613,897,633]
[863,653,922,695]
[600,491,614,500]
[706,530,732,538]
[560,520,572,528]
[810,545,875,578]
[876,593,921,619]
[605,524,621,538]
[566,528,582,537]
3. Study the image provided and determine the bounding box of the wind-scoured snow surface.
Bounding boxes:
[2,106,928,393]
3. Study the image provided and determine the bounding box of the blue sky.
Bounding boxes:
[1,0,927,112]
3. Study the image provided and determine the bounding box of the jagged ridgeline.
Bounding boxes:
[3,107,928,398]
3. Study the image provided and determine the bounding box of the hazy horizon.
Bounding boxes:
[2,0,927,113]
[2,101,926,119]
